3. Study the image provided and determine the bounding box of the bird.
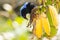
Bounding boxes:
[20,2,35,19]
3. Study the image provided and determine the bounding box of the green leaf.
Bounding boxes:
[50,26,57,37]
[46,8,53,27]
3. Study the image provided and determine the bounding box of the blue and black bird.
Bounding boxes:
[20,2,35,19]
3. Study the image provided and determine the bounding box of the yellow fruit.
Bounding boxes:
[48,5,58,29]
[41,13,50,36]
[33,15,43,38]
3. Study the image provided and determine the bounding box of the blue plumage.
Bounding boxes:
[20,2,35,19]
[20,2,28,11]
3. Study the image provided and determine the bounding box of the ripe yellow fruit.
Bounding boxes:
[41,13,50,36]
[48,5,58,29]
[33,15,43,38]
